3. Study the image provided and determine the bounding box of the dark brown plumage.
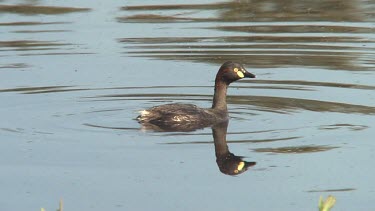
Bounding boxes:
[137,61,255,131]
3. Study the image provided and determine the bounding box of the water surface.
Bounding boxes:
[1,0,375,210]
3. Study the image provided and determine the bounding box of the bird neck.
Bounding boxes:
[212,121,230,157]
[211,79,228,111]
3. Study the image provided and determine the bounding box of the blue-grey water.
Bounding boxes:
[1,0,375,210]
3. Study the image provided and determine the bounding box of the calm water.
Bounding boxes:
[1,0,375,210]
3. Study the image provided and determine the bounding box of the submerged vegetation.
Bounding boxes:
[40,199,63,211]
[39,196,335,211]
[319,195,336,211]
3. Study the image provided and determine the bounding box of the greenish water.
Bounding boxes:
[1,1,375,210]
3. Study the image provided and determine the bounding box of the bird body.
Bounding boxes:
[136,61,255,131]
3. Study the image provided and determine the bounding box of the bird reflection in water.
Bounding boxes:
[212,120,256,175]
[137,118,256,175]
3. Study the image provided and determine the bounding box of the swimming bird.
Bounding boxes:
[137,61,255,131]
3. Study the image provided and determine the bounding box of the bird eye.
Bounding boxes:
[233,68,239,72]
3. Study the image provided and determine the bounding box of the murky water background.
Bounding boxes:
[1,0,375,210]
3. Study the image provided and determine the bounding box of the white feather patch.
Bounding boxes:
[139,110,150,116]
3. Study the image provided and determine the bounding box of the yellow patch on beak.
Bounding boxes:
[237,161,245,171]
[237,71,244,78]
[234,68,244,78]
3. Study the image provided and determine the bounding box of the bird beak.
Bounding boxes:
[243,69,256,78]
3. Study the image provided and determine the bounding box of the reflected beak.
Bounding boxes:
[245,161,256,168]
